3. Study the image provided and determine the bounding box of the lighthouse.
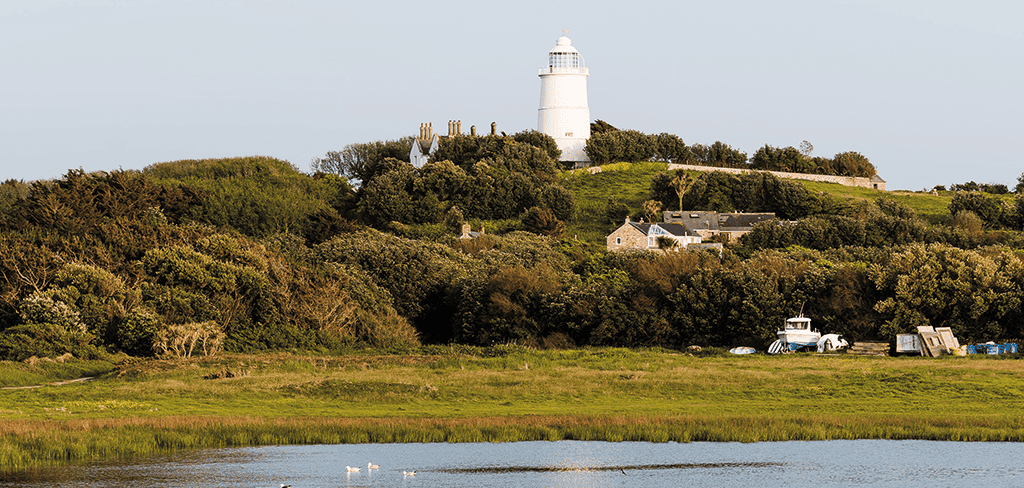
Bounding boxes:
[538,34,590,164]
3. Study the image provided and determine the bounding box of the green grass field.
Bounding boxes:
[4,348,1024,471]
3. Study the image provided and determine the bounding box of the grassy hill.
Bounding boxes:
[801,181,953,224]
[561,163,956,247]
[560,162,669,246]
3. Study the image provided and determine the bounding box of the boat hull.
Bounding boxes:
[777,331,820,347]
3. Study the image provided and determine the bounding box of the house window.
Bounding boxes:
[648,236,656,247]
[615,237,621,245]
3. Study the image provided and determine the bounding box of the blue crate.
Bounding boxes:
[982,344,1000,355]
[966,344,977,354]
[1007,343,1018,354]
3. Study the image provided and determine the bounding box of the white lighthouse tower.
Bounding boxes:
[538,34,590,164]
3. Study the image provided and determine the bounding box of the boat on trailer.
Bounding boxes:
[768,314,848,354]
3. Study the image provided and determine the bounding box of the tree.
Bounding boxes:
[832,151,876,177]
[642,200,663,223]
[653,133,691,164]
[871,244,1024,343]
[670,172,693,211]
[590,119,618,134]
[355,162,423,226]
[950,210,983,235]
[512,130,562,161]
[691,141,748,168]
[750,145,809,173]
[522,207,565,238]
[799,140,814,158]
[311,137,414,185]
[584,129,656,164]
[948,191,1003,228]
[655,235,678,253]
[539,184,577,221]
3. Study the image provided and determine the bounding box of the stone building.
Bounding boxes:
[606,218,702,252]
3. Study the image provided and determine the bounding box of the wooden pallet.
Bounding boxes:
[847,342,890,356]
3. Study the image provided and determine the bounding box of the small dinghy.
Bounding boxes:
[729,346,756,354]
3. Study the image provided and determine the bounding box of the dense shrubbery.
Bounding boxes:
[1,142,1023,362]
[345,132,574,229]
[146,156,356,240]
[0,166,419,360]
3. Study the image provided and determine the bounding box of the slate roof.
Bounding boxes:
[718,213,776,229]
[629,222,698,237]
[663,210,775,231]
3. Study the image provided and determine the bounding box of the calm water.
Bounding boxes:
[4,440,1024,487]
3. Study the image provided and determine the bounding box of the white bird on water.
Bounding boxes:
[346,465,361,473]
[403,470,417,476]
[368,462,380,470]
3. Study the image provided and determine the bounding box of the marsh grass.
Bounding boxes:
[3,349,1024,471]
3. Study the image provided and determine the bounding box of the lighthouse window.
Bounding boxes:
[565,132,573,137]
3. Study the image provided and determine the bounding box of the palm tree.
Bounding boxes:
[670,172,692,210]
[656,235,678,253]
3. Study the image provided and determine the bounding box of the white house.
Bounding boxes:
[409,122,440,168]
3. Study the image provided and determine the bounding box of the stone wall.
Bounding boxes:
[664,164,885,191]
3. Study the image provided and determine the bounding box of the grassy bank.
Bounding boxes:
[3,347,1024,471]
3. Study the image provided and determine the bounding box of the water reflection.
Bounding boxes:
[4,440,1024,487]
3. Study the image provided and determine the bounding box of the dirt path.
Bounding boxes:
[0,376,94,390]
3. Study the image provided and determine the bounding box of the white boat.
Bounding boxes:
[778,315,819,349]
[768,313,848,354]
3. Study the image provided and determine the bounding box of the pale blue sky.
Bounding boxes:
[2,0,1021,191]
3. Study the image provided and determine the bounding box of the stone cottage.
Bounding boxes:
[606,218,702,252]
